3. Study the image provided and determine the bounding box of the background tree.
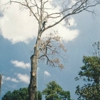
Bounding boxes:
[0,74,2,96]
[2,0,100,100]
[2,88,29,100]
[75,56,100,100]
[2,87,42,100]
[35,91,42,100]
[43,81,71,100]
[2,81,71,100]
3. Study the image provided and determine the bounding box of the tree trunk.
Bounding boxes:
[28,42,40,100]
[29,54,37,100]
[28,27,42,100]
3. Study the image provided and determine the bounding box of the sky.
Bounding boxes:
[0,0,100,100]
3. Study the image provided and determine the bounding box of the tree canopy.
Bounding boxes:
[43,81,71,100]
[75,56,100,100]
[2,88,42,100]
[2,81,71,100]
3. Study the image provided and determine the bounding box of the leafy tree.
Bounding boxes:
[75,56,100,100]
[43,81,71,100]
[35,91,42,100]
[2,88,28,100]
[2,88,42,100]
[1,0,100,99]
[2,91,12,100]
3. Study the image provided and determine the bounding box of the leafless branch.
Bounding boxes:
[25,0,39,21]
[43,1,99,32]
[43,0,49,5]
[38,32,66,69]
[33,0,40,16]
[10,0,27,6]
[10,0,39,22]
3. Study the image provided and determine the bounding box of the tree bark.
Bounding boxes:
[28,27,42,100]
[28,41,39,100]
[29,54,38,100]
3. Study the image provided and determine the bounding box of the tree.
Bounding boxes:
[2,87,42,100]
[2,0,100,100]
[0,74,2,96]
[2,88,29,100]
[43,81,71,100]
[35,91,42,100]
[75,56,100,100]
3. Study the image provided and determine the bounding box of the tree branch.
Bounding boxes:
[10,0,39,22]
[25,0,39,22]
[43,2,99,32]
[10,0,27,6]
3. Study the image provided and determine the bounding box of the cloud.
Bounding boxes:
[3,76,19,83]
[0,1,38,44]
[0,0,79,44]
[68,17,77,27]
[37,67,40,71]
[44,71,50,77]
[17,73,30,84]
[11,60,30,69]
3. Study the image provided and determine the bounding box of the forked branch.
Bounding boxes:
[38,31,66,69]
[44,1,99,31]
[10,0,39,22]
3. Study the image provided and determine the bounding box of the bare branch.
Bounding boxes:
[10,0,39,22]
[43,0,49,5]
[38,32,67,69]
[25,0,39,21]
[33,0,40,16]
[43,1,99,32]
[10,0,27,6]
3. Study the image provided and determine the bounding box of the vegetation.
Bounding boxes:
[75,56,100,100]
[2,42,100,100]
[43,81,71,100]
[2,88,29,100]
[2,88,42,100]
[2,81,71,100]
[2,55,100,100]
[3,0,99,99]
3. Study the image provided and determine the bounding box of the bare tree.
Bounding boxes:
[2,0,100,100]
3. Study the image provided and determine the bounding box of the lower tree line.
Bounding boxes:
[2,55,100,100]
[2,81,71,100]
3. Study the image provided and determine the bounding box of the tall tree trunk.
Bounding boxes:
[28,27,42,100]
[29,54,38,100]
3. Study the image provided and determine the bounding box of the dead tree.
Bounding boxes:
[2,0,100,100]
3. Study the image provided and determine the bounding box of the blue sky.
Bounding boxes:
[0,0,100,100]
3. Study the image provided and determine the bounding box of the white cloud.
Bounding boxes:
[0,0,79,44]
[44,21,79,42]
[0,1,38,44]
[11,60,30,69]
[44,71,50,77]
[68,17,77,27]
[17,73,30,84]
[3,76,19,83]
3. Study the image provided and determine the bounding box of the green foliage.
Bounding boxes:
[2,81,71,100]
[43,81,71,100]
[2,88,42,100]
[75,56,100,100]
[35,91,42,100]
[2,88,29,100]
